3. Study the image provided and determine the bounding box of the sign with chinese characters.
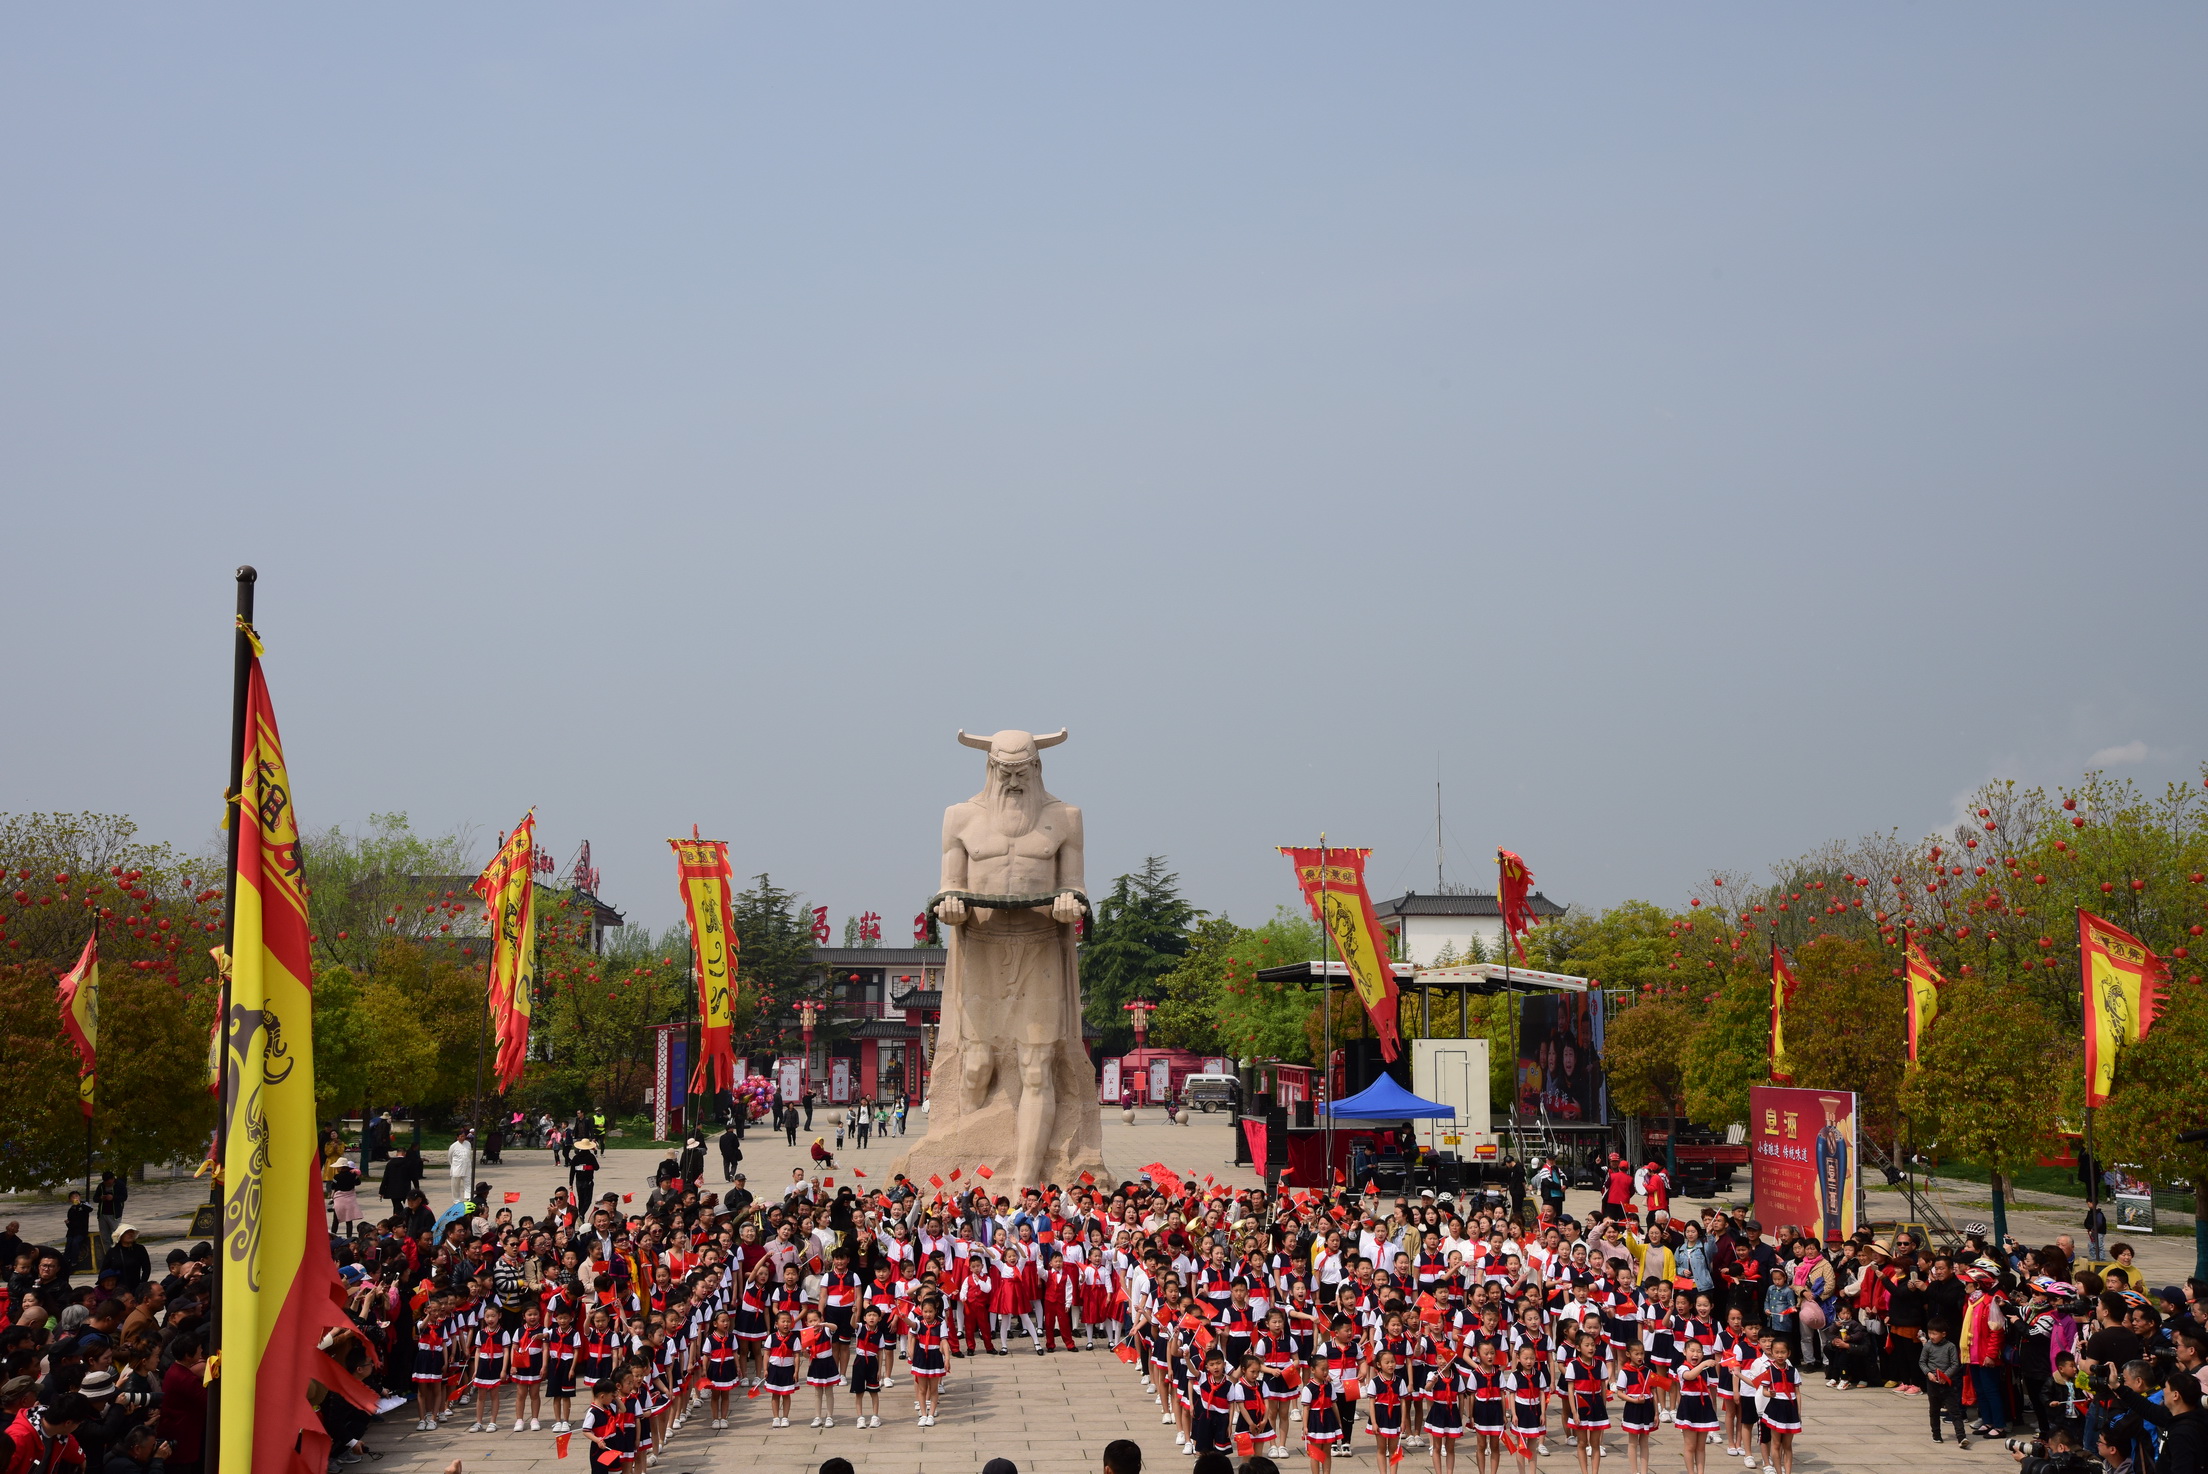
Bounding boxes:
[1748,1085,1858,1243]
[651,1024,688,1141]
[1100,1058,1121,1104]
[776,1057,804,1103]
[829,1057,852,1104]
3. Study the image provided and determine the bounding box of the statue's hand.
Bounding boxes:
[936,897,968,927]
[1050,892,1083,925]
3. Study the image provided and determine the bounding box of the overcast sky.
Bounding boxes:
[4,8,2203,936]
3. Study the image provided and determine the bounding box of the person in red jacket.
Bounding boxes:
[6,1393,92,1474]
[156,1338,208,1474]
[1602,1156,1635,1222]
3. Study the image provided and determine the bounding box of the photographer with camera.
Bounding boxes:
[2005,1427,2092,1474]
[2103,1351,2208,1473]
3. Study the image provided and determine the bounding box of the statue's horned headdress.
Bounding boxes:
[957,728,1067,764]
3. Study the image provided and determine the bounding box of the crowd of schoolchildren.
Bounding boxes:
[13,1143,2208,1474]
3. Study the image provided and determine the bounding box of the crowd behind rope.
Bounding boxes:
[8,1135,2208,1474]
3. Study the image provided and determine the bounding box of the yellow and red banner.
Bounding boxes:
[1903,934,1943,1064]
[2081,908,2165,1107]
[1497,849,1538,962]
[57,931,99,1119]
[1769,949,1798,1083]
[671,837,739,1093]
[1280,846,1401,1062]
[473,813,539,1092]
[220,649,355,1474]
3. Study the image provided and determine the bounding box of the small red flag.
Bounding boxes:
[555,1432,573,1458]
[930,1174,945,1188]
[949,1168,962,1181]
[746,1383,764,1399]
[622,1193,633,1203]
[504,1192,521,1204]
[976,1164,993,1179]
[1204,1174,1214,1184]
[854,1169,866,1178]
[823,1177,833,1188]
[1079,1171,1096,1185]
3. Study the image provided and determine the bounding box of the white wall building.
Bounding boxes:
[1372,890,1568,965]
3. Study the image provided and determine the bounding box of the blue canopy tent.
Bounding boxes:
[1324,1074,1455,1120]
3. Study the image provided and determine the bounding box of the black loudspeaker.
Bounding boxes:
[1341,1039,1410,1097]
[1267,1105,1289,1167]
[1293,1099,1315,1129]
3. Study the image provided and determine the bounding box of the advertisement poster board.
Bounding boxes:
[776,1057,804,1103]
[2111,1169,2158,1234]
[1749,1085,1859,1243]
[1516,991,1606,1123]
[1100,1058,1121,1104]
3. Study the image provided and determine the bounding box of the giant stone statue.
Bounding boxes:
[892,729,1110,1191]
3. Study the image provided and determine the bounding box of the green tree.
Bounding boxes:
[1899,979,2064,1240]
[729,874,820,1058]
[1081,857,1200,1054]
[1780,935,1908,1148]
[1217,909,1328,1064]
[0,813,225,1187]
[1681,974,1771,1129]
[1603,995,1695,1120]
[1149,917,1240,1051]
[293,812,480,974]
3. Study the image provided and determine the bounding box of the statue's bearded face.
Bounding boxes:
[989,753,1037,796]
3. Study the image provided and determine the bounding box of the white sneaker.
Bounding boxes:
[810,1416,823,1427]
[1766,1465,1778,1474]
[1660,1408,1673,1422]
[1538,1441,1553,1457]
[514,1419,526,1432]
[467,1423,484,1433]
[823,1417,834,1428]
[529,1418,541,1431]
[1164,1413,1175,1424]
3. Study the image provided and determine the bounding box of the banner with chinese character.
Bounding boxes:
[1903,935,1943,1064]
[56,931,99,1118]
[1279,846,1401,1062]
[220,646,355,1474]
[1768,950,1798,1083]
[1749,1085,1857,1243]
[670,838,740,1094]
[472,813,538,1092]
[2081,907,2165,1107]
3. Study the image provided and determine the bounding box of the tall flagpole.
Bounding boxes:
[1498,850,1517,1151]
[208,564,256,1474]
[82,915,99,1211]
[2080,907,2097,1217]
[1319,835,1333,1191]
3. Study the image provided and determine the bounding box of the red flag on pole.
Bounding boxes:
[1497,849,1537,962]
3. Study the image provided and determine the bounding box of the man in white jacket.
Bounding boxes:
[447,1129,474,1203]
